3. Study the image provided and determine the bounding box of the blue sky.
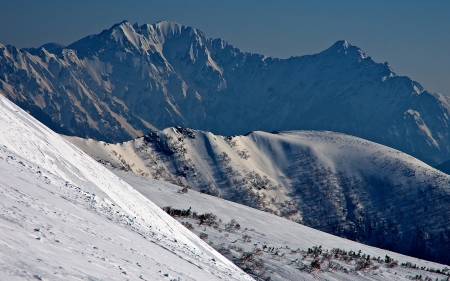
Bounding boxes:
[1,0,449,94]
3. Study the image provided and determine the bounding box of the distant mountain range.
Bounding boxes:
[1,20,449,165]
[65,127,450,265]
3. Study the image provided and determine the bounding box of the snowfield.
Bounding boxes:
[114,168,450,281]
[1,93,450,280]
[0,94,252,280]
[65,127,450,265]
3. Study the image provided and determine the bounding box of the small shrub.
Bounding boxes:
[225,219,241,232]
[307,245,322,258]
[163,206,191,218]
[387,260,399,268]
[355,259,371,271]
[181,221,194,230]
[198,213,218,227]
[253,247,263,256]
[310,259,321,270]
[385,255,392,263]
[239,251,265,272]
[384,255,398,268]
[242,234,251,243]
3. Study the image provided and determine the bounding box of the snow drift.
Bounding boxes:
[0,94,252,280]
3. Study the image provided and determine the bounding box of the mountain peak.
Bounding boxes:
[322,40,365,60]
[334,39,350,49]
[150,20,190,38]
[4,20,449,167]
[154,20,183,27]
[116,19,131,26]
[330,40,353,51]
[107,20,132,32]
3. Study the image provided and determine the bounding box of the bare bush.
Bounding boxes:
[181,221,194,230]
[242,234,251,243]
[225,219,241,232]
[197,213,219,228]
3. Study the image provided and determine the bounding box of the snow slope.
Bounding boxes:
[114,169,450,281]
[0,95,252,280]
[1,20,449,165]
[65,127,450,265]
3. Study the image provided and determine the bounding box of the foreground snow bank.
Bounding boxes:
[0,95,252,280]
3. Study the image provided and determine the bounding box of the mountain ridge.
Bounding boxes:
[64,126,450,265]
[2,86,449,280]
[1,20,449,165]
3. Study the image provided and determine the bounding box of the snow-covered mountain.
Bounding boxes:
[65,127,450,265]
[1,20,449,165]
[0,95,252,280]
[115,169,450,281]
[2,95,449,281]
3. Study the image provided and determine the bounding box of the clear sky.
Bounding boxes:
[1,0,449,94]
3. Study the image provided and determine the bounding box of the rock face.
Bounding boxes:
[1,20,449,165]
[65,127,450,265]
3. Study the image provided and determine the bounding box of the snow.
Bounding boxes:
[0,94,253,280]
[113,168,450,281]
[2,21,450,165]
[406,109,439,148]
[64,127,450,265]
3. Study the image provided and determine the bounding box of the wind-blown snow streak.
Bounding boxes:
[65,127,450,265]
[0,95,252,280]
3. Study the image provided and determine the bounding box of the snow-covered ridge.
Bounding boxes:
[0,94,252,280]
[115,169,450,280]
[1,20,449,165]
[65,126,450,265]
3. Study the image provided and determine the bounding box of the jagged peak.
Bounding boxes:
[324,40,365,55]
[111,20,132,28]
[100,20,142,40]
[323,40,365,59]
[333,40,350,49]
[144,20,197,39]
[154,20,184,30]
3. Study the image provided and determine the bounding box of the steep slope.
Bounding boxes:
[114,169,450,281]
[0,95,252,280]
[65,127,450,265]
[1,21,449,165]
